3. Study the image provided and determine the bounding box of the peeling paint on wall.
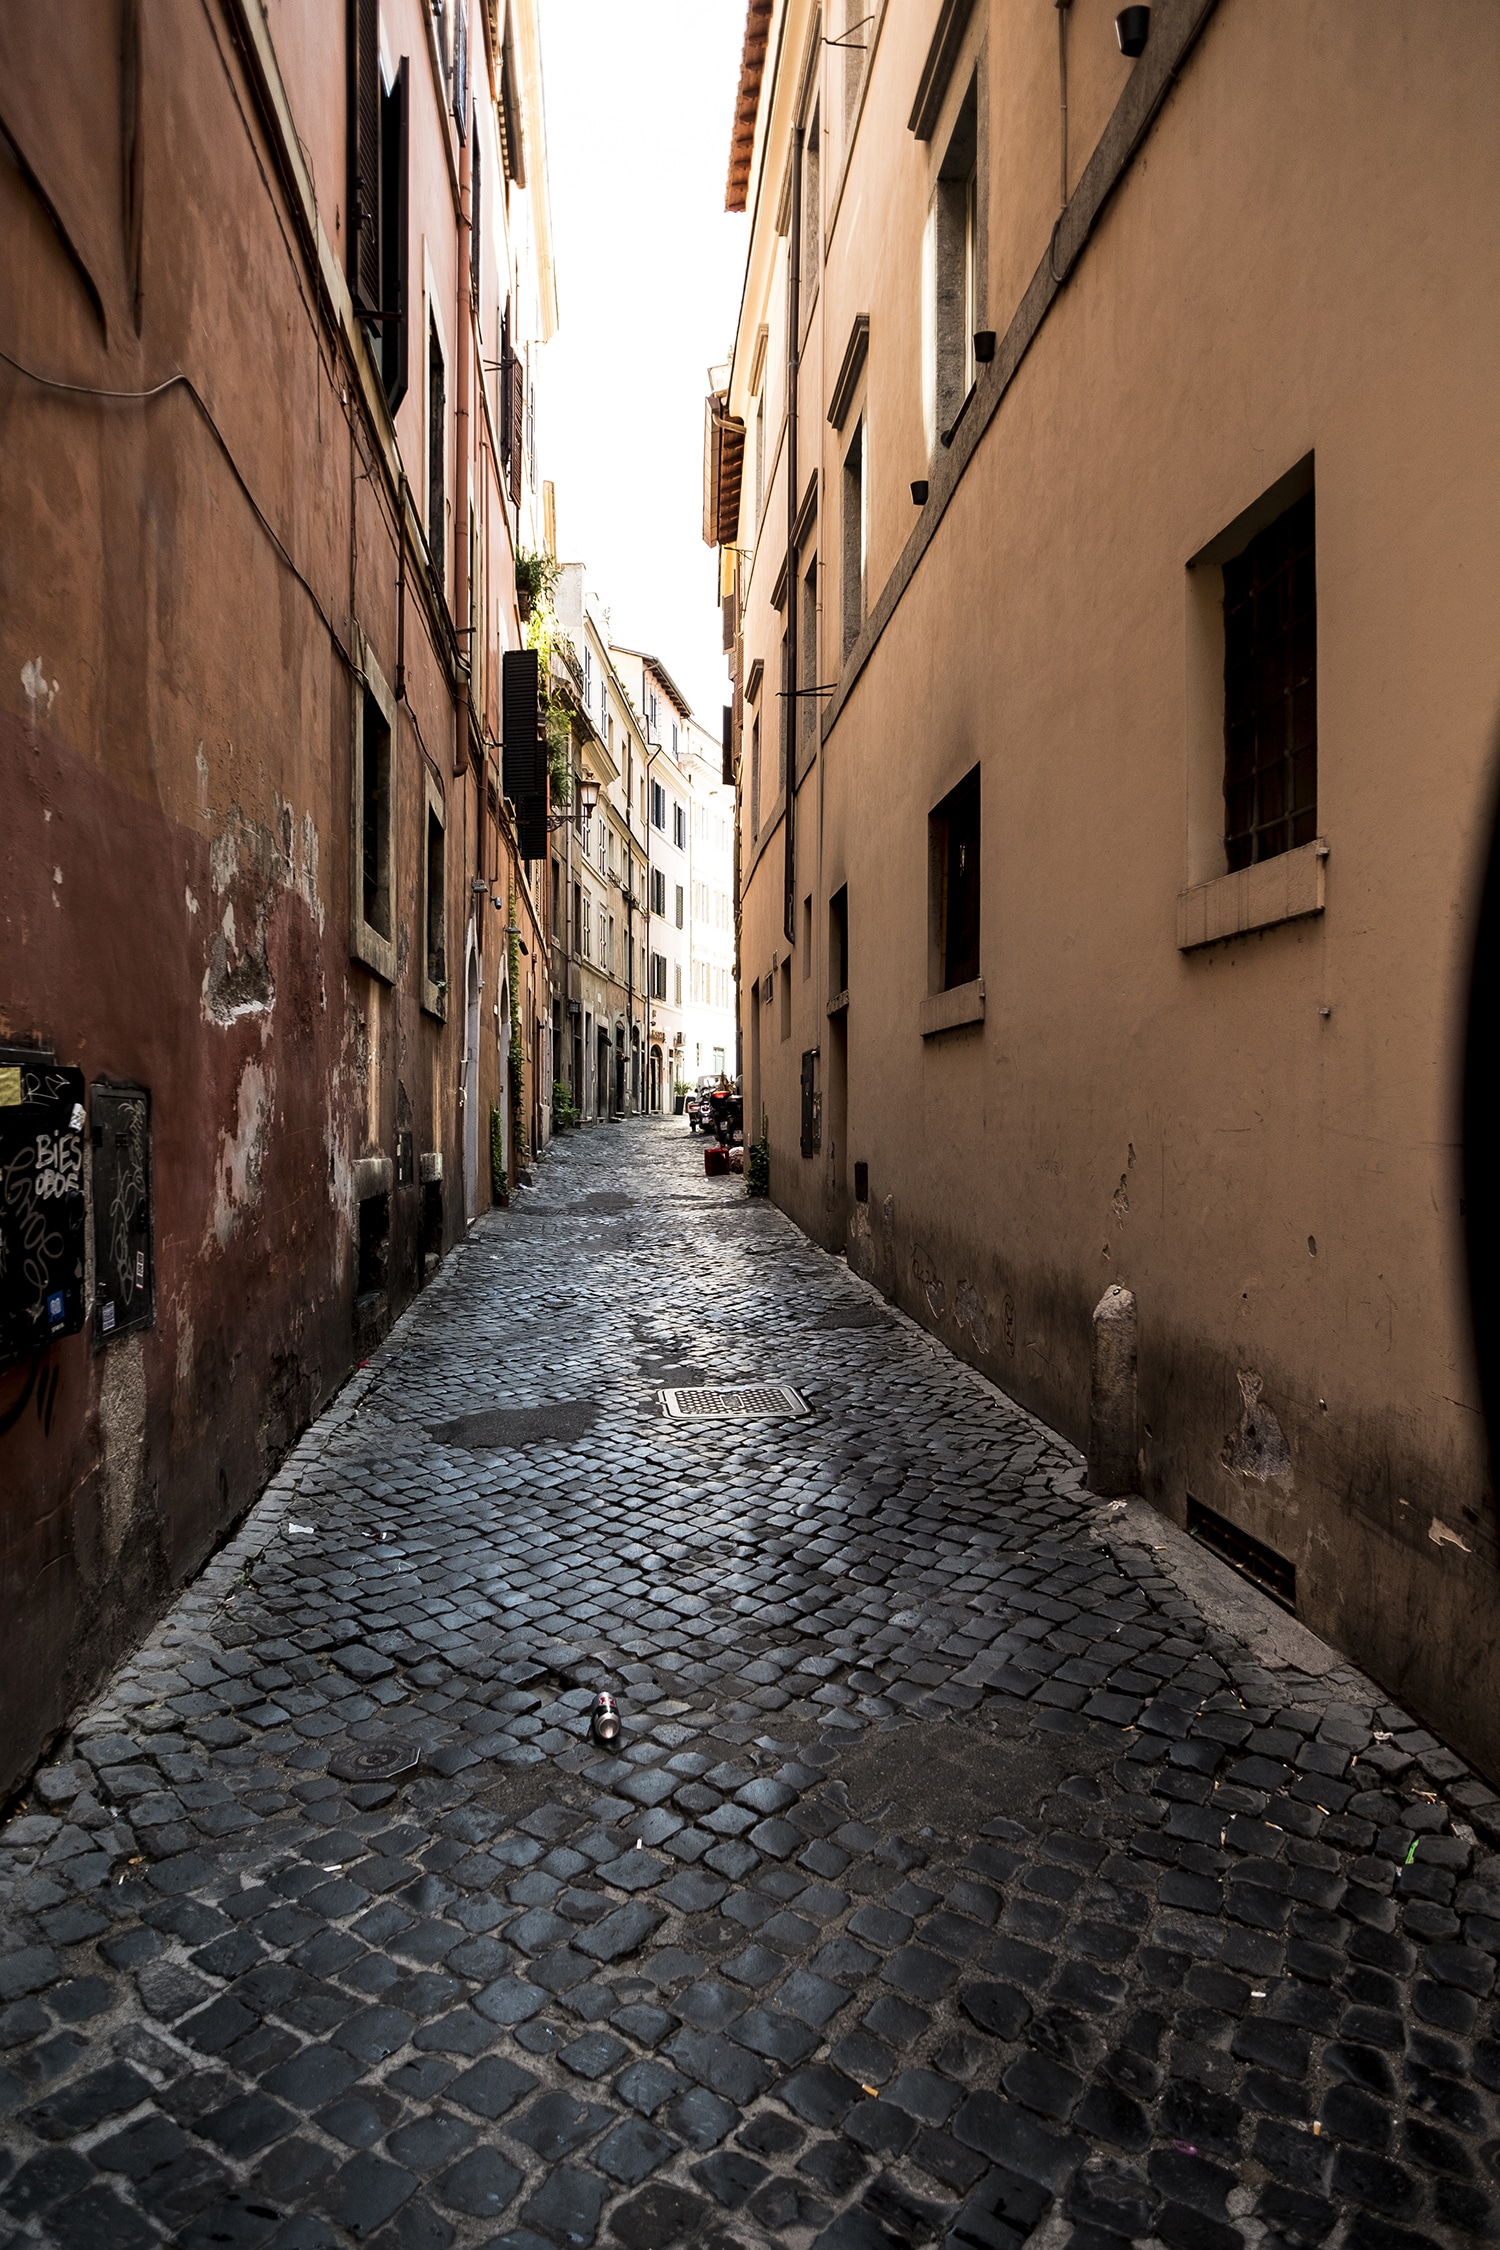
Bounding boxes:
[202,899,276,1025]
[1223,1367,1293,1485]
[211,1059,273,1248]
[97,1330,146,1567]
[21,657,58,726]
[1430,1515,1472,1554]
[955,1278,991,1353]
[912,1246,946,1319]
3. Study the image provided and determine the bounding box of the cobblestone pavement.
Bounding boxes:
[4,1119,1500,2250]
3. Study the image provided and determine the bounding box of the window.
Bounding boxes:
[930,766,981,990]
[582,893,591,959]
[348,6,409,413]
[572,880,582,958]
[842,419,866,658]
[841,0,870,142]
[802,894,812,976]
[800,1048,821,1156]
[428,313,446,593]
[673,802,686,850]
[672,721,679,756]
[650,779,666,829]
[674,963,682,1006]
[930,76,979,450]
[713,1046,726,1075]
[800,110,820,336]
[800,557,818,748]
[675,883,684,929]
[650,952,667,999]
[1223,490,1317,870]
[829,884,849,996]
[779,957,792,1041]
[422,777,447,1016]
[551,857,561,939]
[651,867,666,916]
[352,653,396,981]
[750,711,761,841]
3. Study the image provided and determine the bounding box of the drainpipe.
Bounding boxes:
[784,122,802,949]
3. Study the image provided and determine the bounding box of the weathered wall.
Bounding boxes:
[0,0,544,1797]
[732,3,1500,1774]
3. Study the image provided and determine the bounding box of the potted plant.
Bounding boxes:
[672,1078,689,1115]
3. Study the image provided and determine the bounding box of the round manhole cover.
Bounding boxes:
[328,1741,421,1783]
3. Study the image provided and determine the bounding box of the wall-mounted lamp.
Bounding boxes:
[580,778,600,818]
[911,480,929,505]
[973,331,997,363]
[1115,5,1150,57]
[471,876,490,894]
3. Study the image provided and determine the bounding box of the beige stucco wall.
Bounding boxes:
[729,1,1500,1774]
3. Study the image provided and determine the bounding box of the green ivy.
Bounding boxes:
[490,1104,505,1200]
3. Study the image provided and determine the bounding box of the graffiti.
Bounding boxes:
[92,1083,154,1342]
[35,1131,83,1201]
[0,1059,86,1368]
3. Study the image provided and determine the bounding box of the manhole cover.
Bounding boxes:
[428,1399,598,1448]
[328,1741,421,1783]
[660,1384,809,1420]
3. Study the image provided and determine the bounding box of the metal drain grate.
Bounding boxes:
[660,1384,809,1420]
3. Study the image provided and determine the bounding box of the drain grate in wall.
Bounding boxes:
[660,1384,809,1421]
[1187,1495,1296,1612]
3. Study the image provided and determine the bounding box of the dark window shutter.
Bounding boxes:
[722,703,734,786]
[428,321,446,594]
[379,60,409,412]
[508,354,525,507]
[454,1,469,136]
[800,1051,819,1156]
[347,0,382,313]
[502,647,541,802]
[498,304,512,473]
[470,124,481,305]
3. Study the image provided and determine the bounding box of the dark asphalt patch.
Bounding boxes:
[427,1400,600,1449]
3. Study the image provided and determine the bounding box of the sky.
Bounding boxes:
[537,1,748,724]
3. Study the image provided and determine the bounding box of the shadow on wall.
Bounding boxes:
[1464,734,1500,1489]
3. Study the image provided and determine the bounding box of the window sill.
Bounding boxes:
[354,1156,393,1201]
[827,989,849,1017]
[1177,838,1328,951]
[920,978,985,1037]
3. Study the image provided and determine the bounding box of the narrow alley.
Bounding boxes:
[1,1122,1496,2250]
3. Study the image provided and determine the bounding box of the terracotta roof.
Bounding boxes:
[725,0,773,214]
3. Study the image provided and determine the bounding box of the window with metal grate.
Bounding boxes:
[1223,490,1317,871]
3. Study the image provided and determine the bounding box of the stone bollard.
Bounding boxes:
[1089,1284,1138,1496]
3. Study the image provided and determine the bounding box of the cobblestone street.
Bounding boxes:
[3,1119,1500,2250]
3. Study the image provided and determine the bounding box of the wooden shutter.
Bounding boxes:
[380,60,409,412]
[502,646,542,805]
[508,354,525,507]
[470,126,481,306]
[722,703,734,786]
[347,0,381,313]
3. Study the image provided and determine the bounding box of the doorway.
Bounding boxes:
[462,923,481,1223]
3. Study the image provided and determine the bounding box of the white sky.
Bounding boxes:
[537,1,748,724]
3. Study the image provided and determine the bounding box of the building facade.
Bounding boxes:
[0,0,557,1793]
[683,714,739,1086]
[710,1,1500,1772]
[611,649,694,1111]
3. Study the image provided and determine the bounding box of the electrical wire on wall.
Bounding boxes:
[1049,0,1072,284]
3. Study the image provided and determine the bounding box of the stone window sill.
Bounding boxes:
[827,988,849,1017]
[920,978,985,1037]
[1177,838,1327,951]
